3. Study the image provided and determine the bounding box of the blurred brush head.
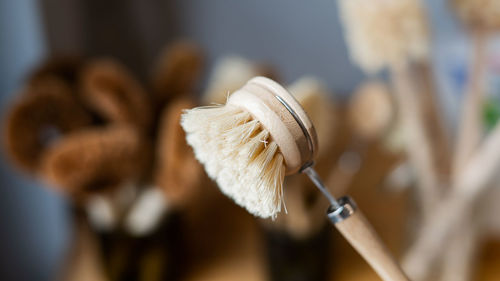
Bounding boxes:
[4,78,92,173]
[202,55,277,105]
[155,97,204,207]
[40,125,150,198]
[451,0,500,30]
[348,80,394,140]
[81,59,152,131]
[27,56,84,89]
[182,77,317,218]
[152,41,204,104]
[338,0,430,73]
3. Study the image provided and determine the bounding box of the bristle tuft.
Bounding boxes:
[338,0,429,73]
[181,104,286,218]
[452,0,500,29]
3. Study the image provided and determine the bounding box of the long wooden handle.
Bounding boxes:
[391,64,439,218]
[453,31,487,175]
[332,205,409,281]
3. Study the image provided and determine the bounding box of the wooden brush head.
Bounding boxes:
[349,81,394,140]
[227,77,318,174]
[451,0,500,30]
[338,0,430,73]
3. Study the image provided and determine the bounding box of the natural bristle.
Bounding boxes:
[338,0,429,72]
[181,104,286,218]
[452,0,500,30]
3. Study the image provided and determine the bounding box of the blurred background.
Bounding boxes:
[2,0,499,281]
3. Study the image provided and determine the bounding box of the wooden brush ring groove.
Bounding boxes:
[249,77,318,163]
[250,77,318,154]
[228,77,318,174]
[228,89,301,173]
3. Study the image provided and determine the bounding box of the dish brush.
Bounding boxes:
[181,76,409,281]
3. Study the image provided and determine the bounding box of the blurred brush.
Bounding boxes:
[202,56,278,105]
[154,98,204,207]
[337,0,429,74]
[81,59,153,132]
[348,81,394,142]
[439,28,486,281]
[452,0,500,31]
[40,125,151,199]
[337,0,440,221]
[4,78,92,173]
[27,56,84,90]
[451,30,488,182]
[151,41,204,108]
[414,62,452,179]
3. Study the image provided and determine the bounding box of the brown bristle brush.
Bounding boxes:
[151,41,204,108]
[155,97,204,207]
[27,56,84,89]
[81,59,153,131]
[40,125,150,198]
[181,76,409,281]
[4,78,92,173]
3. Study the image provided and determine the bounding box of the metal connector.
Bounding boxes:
[327,196,357,224]
[302,166,340,209]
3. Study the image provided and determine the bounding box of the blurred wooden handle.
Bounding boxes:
[330,199,409,281]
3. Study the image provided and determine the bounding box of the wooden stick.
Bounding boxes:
[440,213,479,281]
[334,207,409,281]
[414,61,452,178]
[439,30,488,281]
[390,63,440,217]
[453,31,487,176]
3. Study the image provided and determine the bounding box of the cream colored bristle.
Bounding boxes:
[181,104,286,218]
[452,0,500,30]
[338,0,429,73]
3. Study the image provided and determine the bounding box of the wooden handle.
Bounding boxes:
[333,206,409,281]
[391,64,439,217]
[454,31,487,175]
